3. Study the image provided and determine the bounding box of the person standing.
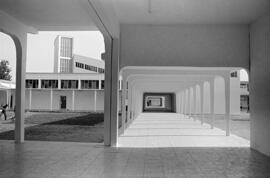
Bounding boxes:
[1,104,8,120]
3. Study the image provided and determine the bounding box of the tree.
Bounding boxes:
[0,60,12,81]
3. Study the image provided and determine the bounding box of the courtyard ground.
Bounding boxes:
[0,111,250,143]
[0,112,104,143]
[203,112,250,140]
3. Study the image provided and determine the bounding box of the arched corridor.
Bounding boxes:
[118,67,249,147]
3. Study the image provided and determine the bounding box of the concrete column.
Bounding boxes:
[182,92,184,116]
[187,89,190,118]
[181,92,183,114]
[200,83,204,125]
[180,93,182,114]
[15,36,27,143]
[72,90,75,111]
[50,89,53,111]
[38,79,41,89]
[120,79,127,134]
[179,93,182,114]
[58,79,61,89]
[224,74,231,136]
[210,78,215,129]
[78,79,81,90]
[98,80,101,90]
[29,89,32,110]
[104,38,119,146]
[94,90,97,112]
[184,90,187,116]
[193,86,197,121]
[189,88,192,118]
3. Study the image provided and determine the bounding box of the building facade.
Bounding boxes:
[25,35,106,112]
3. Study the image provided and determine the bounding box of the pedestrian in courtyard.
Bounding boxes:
[1,104,8,120]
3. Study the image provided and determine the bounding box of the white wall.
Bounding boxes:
[96,90,104,111]
[230,72,241,115]
[25,89,105,112]
[52,90,73,110]
[31,90,51,110]
[120,24,249,69]
[214,77,225,114]
[203,82,211,114]
[250,10,270,156]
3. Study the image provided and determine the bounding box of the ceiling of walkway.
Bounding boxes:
[0,0,97,31]
[112,0,270,24]
[1,0,270,32]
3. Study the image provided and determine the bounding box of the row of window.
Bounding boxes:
[75,62,104,73]
[85,64,97,72]
[98,68,105,73]
[26,79,105,89]
[75,62,84,69]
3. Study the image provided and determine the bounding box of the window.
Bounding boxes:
[61,80,78,89]
[231,71,238,78]
[84,64,98,72]
[98,68,104,73]
[41,80,58,88]
[240,84,246,88]
[81,80,99,89]
[26,80,39,88]
[101,80,104,89]
[75,62,84,69]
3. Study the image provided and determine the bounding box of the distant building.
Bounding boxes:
[22,35,106,112]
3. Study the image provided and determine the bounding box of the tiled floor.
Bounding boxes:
[0,141,270,177]
[0,113,264,178]
[118,113,250,148]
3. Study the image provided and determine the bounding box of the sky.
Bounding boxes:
[0,31,105,81]
[0,31,249,82]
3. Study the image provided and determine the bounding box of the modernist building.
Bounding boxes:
[0,35,106,112]
[25,35,105,112]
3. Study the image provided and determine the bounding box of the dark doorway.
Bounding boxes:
[60,96,67,109]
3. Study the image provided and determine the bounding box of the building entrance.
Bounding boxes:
[60,96,67,109]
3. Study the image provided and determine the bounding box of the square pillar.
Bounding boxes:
[15,36,27,143]
[193,86,197,121]
[224,74,231,136]
[200,83,204,125]
[210,78,215,129]
[104,38,119,147]
[120,79,127,134]
[189,88,192,118]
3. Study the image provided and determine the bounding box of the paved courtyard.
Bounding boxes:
[118,113,250,148]
[0,141,270,178]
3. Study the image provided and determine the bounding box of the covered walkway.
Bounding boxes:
[118,113,249,148]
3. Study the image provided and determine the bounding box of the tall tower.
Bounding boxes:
[54,35,73,73]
